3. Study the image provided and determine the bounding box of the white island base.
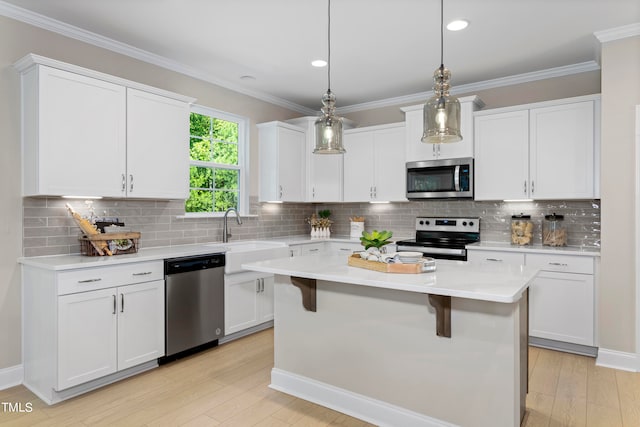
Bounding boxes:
[268,273,528,427]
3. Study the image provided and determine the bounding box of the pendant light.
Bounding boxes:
[314,0,345,154]
[422,0,462,144]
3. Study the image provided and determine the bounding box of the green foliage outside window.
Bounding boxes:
[186,112,240,213]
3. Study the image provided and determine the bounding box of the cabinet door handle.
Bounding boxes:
[548,262,568,266]
[112,295,116,314]
[279,185,283,199]
[78,278,102,284]
[486,258,503,262]
[260,278,264,293]
[524,181,527,194]
[121,173,126,192]
[256,279,260,293]
[290,249,294,257]
[531,181,535,194]
[129,174,134,192]
[132,271,153,276]
[312,187,315,198]
[120,294,124,313]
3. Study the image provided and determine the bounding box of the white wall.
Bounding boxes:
[599,35,640,353]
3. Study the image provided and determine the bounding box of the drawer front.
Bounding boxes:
[57,261,164,295]
[526,253,594,274]
[467,250,525,266]
[326,242,362,255]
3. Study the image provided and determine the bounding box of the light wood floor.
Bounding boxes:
[1,328,639,426]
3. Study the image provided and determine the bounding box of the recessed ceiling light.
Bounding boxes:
[446,19,469,31]
[311,59,327,67]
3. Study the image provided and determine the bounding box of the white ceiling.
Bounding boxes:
[2,0,639,113]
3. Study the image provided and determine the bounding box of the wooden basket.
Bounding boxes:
[348,254,432,274]
[79,232,141,256]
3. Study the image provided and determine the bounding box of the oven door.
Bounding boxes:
[406,158,473,199]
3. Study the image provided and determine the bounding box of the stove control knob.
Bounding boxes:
[469,221,474,226]
[425,220,430,225]
[462,221,467,226]
[419,220,424,225]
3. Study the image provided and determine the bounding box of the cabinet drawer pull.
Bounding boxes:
[339,248,351,251]
[309,248,319,252]
[78,278,102,283]
[132,271,153,276]
[486,258,503,262]
[548,262,568,266]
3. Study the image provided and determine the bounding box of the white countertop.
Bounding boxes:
[467,241,600,257]
[242,255,538,303]
[18,234,600,271]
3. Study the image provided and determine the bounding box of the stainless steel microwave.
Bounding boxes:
[406,157,473,199]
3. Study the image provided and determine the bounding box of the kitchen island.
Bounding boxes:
[242,255,539,427]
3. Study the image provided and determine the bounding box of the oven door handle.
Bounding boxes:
[396,245,466,257]
[454,165,461,192]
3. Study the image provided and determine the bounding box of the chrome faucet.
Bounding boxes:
[222,208,242,243]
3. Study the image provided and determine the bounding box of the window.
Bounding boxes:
[186,105,248,215]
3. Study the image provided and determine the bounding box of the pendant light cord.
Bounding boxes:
[440,0,444,67]
[327,0,331,92]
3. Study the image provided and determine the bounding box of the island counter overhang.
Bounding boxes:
[242,255,539,427]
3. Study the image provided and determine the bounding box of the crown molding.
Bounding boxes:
[0,0,315,115]
[594,23,640,43]
[336,61,600,114]
[0,0,605,116]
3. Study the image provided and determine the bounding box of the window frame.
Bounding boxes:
[184,104,250,218]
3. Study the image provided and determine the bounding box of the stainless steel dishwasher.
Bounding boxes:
[164,253,225,358]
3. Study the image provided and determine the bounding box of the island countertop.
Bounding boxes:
[242,254,539,303]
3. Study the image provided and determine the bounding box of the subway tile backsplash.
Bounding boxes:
[23,197,600,257]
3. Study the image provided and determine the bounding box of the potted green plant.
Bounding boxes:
[359,230,393,250]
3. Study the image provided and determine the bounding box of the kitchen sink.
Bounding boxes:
[205,240,290,274]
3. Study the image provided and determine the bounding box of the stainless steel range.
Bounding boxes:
[396,217,480,261]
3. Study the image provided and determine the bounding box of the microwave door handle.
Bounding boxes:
[454,165,461,191]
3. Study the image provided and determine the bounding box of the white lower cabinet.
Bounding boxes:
[527,253,595,347]
[22,261,165,403]
[224,272,274,335]
[467,248,596,349]
[57,280,164,390]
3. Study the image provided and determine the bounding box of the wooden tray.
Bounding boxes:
[348,254,433,274]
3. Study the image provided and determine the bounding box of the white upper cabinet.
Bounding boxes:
[474,110,530,200]
[258,121,306,202]
[474,95,600,201]
[403,95,484,162]
[126,88,190,199]
[285,116,355,203]
[15,54,195,199]
[343,123,407,202]
[20,64,127,198]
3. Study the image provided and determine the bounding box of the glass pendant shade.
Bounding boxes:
[314,90,345,154]
[422,65,462,144]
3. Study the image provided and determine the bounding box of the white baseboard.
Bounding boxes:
[596,348,639,372]
[270,368,456,427]
[0,365,23,390]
